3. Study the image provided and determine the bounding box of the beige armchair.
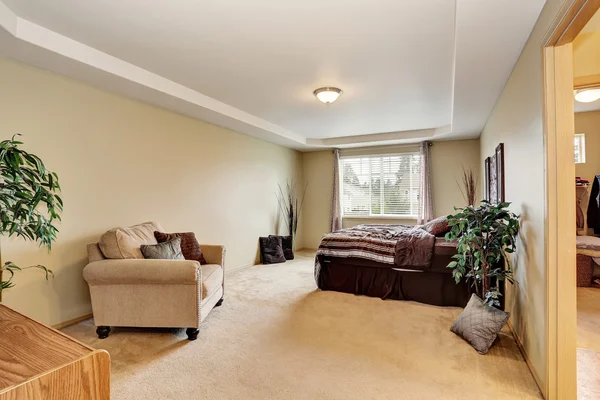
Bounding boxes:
[83,225,225,341]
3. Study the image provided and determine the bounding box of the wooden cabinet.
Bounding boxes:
[0,304,110,400]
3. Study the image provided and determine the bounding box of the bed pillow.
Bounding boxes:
[259,236,286,264]
[451,294,510,354]
[422,216,450,237]
[141,237,185,260]
[154,231,207,265]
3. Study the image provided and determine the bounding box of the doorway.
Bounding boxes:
[544,1,600,399]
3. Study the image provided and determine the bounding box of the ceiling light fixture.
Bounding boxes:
[314,87,343,104]
[574,88,600,103]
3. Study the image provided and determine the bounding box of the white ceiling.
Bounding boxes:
[0,0,546,150]
[575,8,600,114]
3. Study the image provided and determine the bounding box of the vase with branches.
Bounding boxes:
[456,167,478,206]
[276,179,307,248]
[0,135,63,300]
[445,201,519,307]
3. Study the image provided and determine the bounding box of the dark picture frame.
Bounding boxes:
[484,157,491,201]
[495,143,505,203]
[484,143,505,204]
[490,154,498,203]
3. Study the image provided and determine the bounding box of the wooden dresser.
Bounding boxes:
[0,304,110,400]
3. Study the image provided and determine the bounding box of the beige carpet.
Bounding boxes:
[577,288,600,399]
[64,251,541,400]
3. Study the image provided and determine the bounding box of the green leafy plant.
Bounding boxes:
[276,179,307,247]
[445,201,519,307]
[0,135,63,298]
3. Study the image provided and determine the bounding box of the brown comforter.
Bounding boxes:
[316,224,435,268]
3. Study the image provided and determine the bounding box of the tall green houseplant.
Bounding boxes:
[445,201,519,307]
[0,135,63,299]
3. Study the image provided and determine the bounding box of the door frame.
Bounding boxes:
[543,1,600,399]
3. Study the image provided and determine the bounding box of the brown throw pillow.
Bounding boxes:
[141,237,185,260]
[422,216,450,237]
[154,231,207,265]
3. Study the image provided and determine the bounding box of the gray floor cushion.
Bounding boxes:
[451,294,510,354]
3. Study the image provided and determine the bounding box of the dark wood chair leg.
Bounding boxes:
[215,297,224,307]
[186,328,199,341]
[96,326,111,339]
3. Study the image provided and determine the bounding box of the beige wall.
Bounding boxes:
[301,150,334,249]
[430,139,480,216]
[0,59,303,326]
[479,0,564,394]
[301,139,480,249]
[574,31,600,78]
[575,111,600,184]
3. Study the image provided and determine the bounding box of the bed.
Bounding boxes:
[314,224,478,307]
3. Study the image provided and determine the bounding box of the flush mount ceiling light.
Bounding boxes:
[574,88,600,103]
[314,87,343,104]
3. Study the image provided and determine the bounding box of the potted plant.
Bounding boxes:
[0,135,63,300]
[445,201,519,307]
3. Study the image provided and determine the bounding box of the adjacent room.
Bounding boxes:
[0,1,592,399]
[573,8,600,398]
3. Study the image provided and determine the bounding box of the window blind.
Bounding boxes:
[340,153,421,218]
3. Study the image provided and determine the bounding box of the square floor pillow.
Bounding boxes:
[450,294,510,354]
[270,235,294,260]
[259,236,286,264]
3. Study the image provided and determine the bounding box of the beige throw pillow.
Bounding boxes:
[99,221,164,259]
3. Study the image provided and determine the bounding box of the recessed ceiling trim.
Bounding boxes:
[306,126,451,148]
[2,8,307,146]
[0,0,16,35]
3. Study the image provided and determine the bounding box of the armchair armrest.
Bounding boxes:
[200,245,225,267]
[83,259,201,286]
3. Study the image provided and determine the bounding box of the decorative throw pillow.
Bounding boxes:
[451,294,510,355]
[154,231,207,265]
[259,236,286,264]
[422,216,450,237]
[270,235,294,260]
[141,237,185,260]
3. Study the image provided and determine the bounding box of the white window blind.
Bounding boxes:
[575,133,586,164]
[340,153,421,218]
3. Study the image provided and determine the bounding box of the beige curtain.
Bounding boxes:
[330,149,342,232]
[418,141,434,224]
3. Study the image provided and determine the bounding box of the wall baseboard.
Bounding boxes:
[226,262,254,275]
[52,313,93,330]
[507,320,546,398]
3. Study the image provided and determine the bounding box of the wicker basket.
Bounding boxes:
[576,254,593,287]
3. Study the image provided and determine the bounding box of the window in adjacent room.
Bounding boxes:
[575,133,586,164]
[340,153,421,218]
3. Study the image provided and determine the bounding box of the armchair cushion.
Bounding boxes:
[141,237,185,260]
[155,231,207,265]
[99,221,164,259]
[83,259,200,285]
[201,265,224,299]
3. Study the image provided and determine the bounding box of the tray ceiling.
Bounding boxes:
[0,0,546,149]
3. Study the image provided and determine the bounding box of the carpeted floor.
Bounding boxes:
[63,251,541,400]
[577,287,600,399]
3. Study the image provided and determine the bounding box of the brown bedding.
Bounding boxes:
[314,233,471,307]
[316,224,436,269]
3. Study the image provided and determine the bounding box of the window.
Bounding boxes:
[340,153,421,218]
[575,133,586,164]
